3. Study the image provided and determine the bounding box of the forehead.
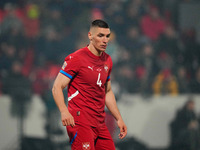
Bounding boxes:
[91,27,110,35]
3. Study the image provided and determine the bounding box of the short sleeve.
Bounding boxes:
[107,56,113,81]
[60,55,80,79]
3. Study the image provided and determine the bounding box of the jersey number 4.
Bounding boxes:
[97,73,102,87]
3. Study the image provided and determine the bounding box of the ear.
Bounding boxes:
[88,32,92,41]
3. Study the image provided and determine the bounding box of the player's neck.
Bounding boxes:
[87,44,103,56]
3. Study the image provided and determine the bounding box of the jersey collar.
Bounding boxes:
[85,46,104,60]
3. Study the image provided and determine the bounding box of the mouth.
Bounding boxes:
[101,45,107,49]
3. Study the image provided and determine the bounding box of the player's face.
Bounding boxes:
[89,27,111,52]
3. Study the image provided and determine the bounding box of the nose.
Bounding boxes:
[103,37,109,44]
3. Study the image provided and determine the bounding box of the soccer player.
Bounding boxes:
[52,19,127,150]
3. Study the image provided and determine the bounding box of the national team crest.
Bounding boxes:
[82,142,90,150]
[96,68,102,72]
[104,64,109,72]
[62,61,67,70]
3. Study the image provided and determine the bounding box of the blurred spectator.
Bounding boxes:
[176,66,190,93]
[190,67,200,93]
[103,0,126,35]
[112,43,137,93]
[0,16,27,65]
[136,44,158,95]
[152,69,178,95]
[22,2,40,38]
[141,5,166,41]
[0,21,27,51]
[163,0,180,27]
[182,28,200,77]
[116,63,137,93]
[0,3,24,35]
[0,43,16,77]
[156,25,182,60]
[40,64,63,137]
[31,62,63,137]
[156,52,174,70]
[2,60,32,117]
[41,5,65,34]
[119,26,143,56]
[170,99,200,150]
[35,26,65,66]
[31,67,49,95]
[124,0,146,27]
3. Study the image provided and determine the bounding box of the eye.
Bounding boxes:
[98,34,104,37]
[106,34,111,38]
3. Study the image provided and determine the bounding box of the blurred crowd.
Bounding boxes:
[0,0,200,98]
[0,0,200,149]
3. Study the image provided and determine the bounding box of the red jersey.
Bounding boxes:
[60,46,112,127]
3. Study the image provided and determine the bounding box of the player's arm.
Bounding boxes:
[52,73,75,127]
[105,80,127,139]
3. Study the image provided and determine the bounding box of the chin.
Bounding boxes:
[95,46,106,52]
[99,48,106,52]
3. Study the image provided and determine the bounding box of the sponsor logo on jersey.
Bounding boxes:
[62,61,67,70]
[88,66,93,71]
[82,142,90,150]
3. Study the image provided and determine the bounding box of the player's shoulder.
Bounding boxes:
[74,47,88,56]
[65,47,86,61]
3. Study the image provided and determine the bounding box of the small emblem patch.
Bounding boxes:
[62,61,67,70]
[82,142,90,150]
[104,64,108,72]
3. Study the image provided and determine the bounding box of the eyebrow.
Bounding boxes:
[98,33,111,37]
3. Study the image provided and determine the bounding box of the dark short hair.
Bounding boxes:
[91,19,109,28]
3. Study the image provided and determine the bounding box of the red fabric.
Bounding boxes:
[67,122,115,150]
[61,47,113,127]
[141,15,166,41]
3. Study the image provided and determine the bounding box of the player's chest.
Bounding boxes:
[78,60,110,87]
